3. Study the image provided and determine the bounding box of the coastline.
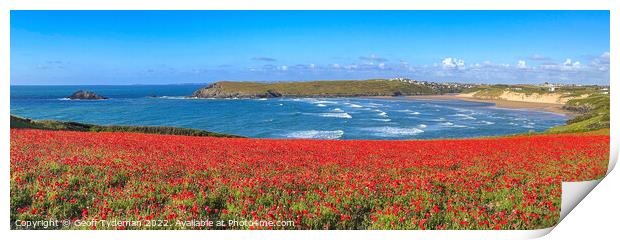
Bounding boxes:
[371,94,575,117]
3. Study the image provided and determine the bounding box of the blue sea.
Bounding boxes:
[10,85,568,140]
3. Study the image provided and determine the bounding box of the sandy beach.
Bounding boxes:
[373,94,575,116]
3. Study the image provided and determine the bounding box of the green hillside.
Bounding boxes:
[10,115,242,138]
[192,79,455,98]
[547,94,610,133]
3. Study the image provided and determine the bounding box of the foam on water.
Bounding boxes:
[440,122,468,128]
[363,126,424,137]
[319,112,352,119]
[316,100,338,104]
[455,113,476,120]
[348,104,363,108]
[286,130,344,139]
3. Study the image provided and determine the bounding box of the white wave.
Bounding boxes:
[292,98,319,103]
[156,96,185,99]
[367,103,384,107]
[348,104,363,108]
[256,98,268,101]
[408,111,421,115]
[454,113,476,120]
[286,130,344,139]
[418,124,427,128]
[363,127,424,137]
[315,100,337,104]
[332,108,344,112]
[316,104,327,107]
[440,122,468,128]
[58,97,108,101]
[523,125,535,129]
[377,111,388,117]
[372,118,392,122]
[278,103,284,106]
[480,121,495,125]
[394,109,413,113]
[319,112,352,119]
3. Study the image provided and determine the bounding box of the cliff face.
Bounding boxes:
[192,83,282,98]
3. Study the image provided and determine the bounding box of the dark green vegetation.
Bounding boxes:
[10,115,242,138]
[192,79,459,98]
[547,94,610,133]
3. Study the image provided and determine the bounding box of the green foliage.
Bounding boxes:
[547,94,610,133]
[10,115,242,138]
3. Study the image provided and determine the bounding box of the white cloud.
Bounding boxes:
[563,58,577,66]
[359,54,388,63]
[441,58,465,69]
[344,64,358,70]
[591,52,610,71]
[557,58,581,71]
[237,53,608,85]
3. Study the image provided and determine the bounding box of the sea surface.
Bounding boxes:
[10,85,568,140]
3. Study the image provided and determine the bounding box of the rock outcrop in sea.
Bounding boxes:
[67,90,108,100]
[192,83,282,98]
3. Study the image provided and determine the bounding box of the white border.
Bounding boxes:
[1,1,616,239]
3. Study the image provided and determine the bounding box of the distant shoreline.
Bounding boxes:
[369,94,575,117]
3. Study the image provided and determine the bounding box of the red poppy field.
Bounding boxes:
[10,129,609,230]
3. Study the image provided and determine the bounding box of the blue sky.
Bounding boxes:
[11,11,610,85]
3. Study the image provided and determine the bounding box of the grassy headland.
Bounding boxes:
[547,94,610,133]
[191,79,463,98]
[10,115,242,138]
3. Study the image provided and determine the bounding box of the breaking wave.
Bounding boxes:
[362,127,424,137]
[286,130,344,139]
